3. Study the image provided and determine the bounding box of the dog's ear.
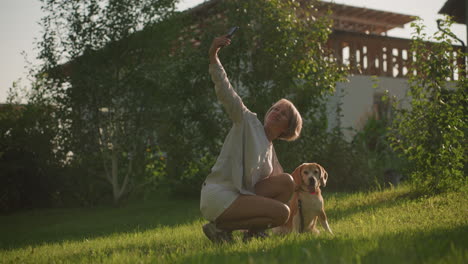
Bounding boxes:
[291,163,306,187]
[318,164,329,187]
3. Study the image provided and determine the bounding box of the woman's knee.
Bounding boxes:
[279,173,295,195]
[272,203,290,227]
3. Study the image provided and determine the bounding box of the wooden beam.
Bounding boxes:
[330,14,408,31]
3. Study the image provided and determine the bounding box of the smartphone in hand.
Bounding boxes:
[226,26,239,39]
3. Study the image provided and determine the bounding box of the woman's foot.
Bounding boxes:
[202,222,233,244]
[242,230,269,242]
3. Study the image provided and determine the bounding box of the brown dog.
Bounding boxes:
[274,163,333,235]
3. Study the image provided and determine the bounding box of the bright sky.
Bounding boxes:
[0,0,465,103]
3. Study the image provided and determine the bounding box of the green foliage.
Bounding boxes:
[319,131,378,191]
[313,119,392,192]
[351,91,408,189]
[36,0,180,204]
[158,0,346,192]
[220,0,347,172]
[1,186,467,263]
[0,99,64,212]
[34,0,345,201]
[389,17,467,193]
[306,85,404,192]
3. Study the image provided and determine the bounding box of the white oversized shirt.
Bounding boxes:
[204,62,283,195]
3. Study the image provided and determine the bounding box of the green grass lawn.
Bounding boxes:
[1,185,467,263]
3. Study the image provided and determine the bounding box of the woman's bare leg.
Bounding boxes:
[215,195,289,231]
[255,173,294,203]
[215,173,294,231]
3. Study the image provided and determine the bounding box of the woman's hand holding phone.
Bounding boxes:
[209,27,239,64]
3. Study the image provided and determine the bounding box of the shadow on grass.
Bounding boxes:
[0,196,201,250]
[325,189,421,222]
[184,225,468,264]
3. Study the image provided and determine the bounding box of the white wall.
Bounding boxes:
[326,75,411,140]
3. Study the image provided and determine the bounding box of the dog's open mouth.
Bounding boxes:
[307,185,316,193]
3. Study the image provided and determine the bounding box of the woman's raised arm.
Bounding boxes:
[208,36,246,123]
[209,35,231,64]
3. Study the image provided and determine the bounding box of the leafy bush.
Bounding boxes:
[0,103,64,212]
[388,18,467,193]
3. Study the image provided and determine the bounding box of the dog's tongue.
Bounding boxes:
[308,185,316,193]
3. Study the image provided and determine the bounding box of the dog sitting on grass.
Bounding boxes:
[274,163,333,235]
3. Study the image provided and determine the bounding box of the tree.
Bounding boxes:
[37,0,179,204]
[0,78,64,212]
[36,0,347,200]
[150,0,347,194]
[389,17,467,193]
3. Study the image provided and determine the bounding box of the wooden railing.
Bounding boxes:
[328,30,465,80]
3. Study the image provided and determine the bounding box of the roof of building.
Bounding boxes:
[438,0,465,24]
[316,2,415,35]
[186,0,416,35]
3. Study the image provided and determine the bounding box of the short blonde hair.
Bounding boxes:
[264,98,303,141]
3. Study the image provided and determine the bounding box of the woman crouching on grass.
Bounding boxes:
[200,35,303,243]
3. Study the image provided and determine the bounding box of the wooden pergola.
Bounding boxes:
[316,2,415,35]
[316,2,464,79]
